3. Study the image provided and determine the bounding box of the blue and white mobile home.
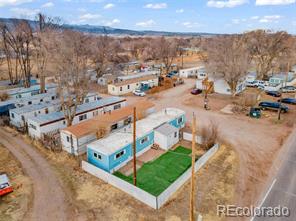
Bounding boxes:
[87,108,186,173]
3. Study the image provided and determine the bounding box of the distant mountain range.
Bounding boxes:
[0,17,217,37]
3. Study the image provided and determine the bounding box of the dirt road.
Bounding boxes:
[0,129,70,221]
[126,79,293,208]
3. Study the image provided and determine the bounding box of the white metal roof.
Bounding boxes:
[155,123,178,136]
[88,108,185,156]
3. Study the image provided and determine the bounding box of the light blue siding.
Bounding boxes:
[87,147,110,172]
[169,114,185,128]
[109,144,132,171]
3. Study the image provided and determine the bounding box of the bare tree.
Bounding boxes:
[205,35,251,97]
[245,30,291,79]
[34,13,61,93]
[51,30,91,126]
[149,37,178,75]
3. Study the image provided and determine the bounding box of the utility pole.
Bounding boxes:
[277,63,289,121]
[133,107,137,186]
[190,113,196,221]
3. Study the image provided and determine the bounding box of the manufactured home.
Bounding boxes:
[27,97,126,139]
[4,83,57,99]
[179,67,206,79]
[108,75,159,96]
[87,108,185,172]
[10,100,61,129]
[60,101,155,155]
[269,72,296,86]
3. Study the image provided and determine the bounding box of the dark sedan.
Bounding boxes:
[278,98,296,105]
[191,89,202,95]
[266,91,282,97]
[259,101,289,113]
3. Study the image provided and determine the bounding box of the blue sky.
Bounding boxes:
[0,0,295,34]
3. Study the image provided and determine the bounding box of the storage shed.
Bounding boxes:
[154,123,179,150]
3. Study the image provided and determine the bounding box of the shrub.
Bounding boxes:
[200,121,218,150]
[0,92,9,101]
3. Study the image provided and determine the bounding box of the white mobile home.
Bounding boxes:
[179,67,206,79]
[9,100,61,129]
[108,75,159,96]
[27,97,126,139]
[4,83,57,99]
[213,78,246,95]
[60,101,155,155]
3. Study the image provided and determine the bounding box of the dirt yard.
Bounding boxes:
[0,144,32,221]
[125,78,294,212]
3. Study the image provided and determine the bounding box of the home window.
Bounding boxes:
[124,117,132,125]
[66,136,70,142]
[120,87,123,91]
[174,132,177,138]
[79,114,87,121]
[45,108,49,114]
[111,123,118,131]
[51,96,55,100]
[94,152,102,160]
[63,120,66,125]
[28,101,32,105]
[40,99,43,102]
[140,136,148,144]
[127,85,130,89]
[11,113,14,118]
[85,98,89,103]
[114,104,121,110]
[178,117,183,124]
[21,115,25,121]
[115,150,125,159]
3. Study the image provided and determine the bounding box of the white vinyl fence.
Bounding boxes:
[82,143,219,209]
[183,132,202,144]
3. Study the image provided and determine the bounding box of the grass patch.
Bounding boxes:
[114,146,193,196]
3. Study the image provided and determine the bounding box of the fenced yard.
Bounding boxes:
[114,146,194,196]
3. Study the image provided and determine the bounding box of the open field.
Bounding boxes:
[0,144,32,221]
[114,146,193,196]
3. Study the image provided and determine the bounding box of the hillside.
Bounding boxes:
[0,17,217,37]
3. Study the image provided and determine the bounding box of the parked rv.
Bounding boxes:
[259,102,289,113]
[278,98,296,105]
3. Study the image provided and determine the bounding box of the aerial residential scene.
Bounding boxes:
[0,0,296,221]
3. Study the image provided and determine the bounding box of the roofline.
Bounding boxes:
[38,99,126,127]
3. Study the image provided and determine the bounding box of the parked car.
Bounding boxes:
[281,86,296,93]
[259,101,289,113]
[166,71,177,78]
[255,80,268,88]
[246,81,257,87]
[266,91,281,97]
[0,174,13,196]
[191,88,202,95]
[133,89,146,97]
[278,98,296,105]
[249,107,261,118]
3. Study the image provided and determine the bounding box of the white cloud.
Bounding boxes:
[176,8,184,13]
[232,18,240,24]
[256,0,295,5]
[251,15,259,20]
[0,0,33,7]
[104,3,115,9]
[259,15,282,23]
[144,3,167,9]
[135,19,155,27]
[41,2,54,8]
[78,13,101,23]
[182,21,201,28]
[104,18,120,26]
[10,7,39,18]
[207,0,248,8]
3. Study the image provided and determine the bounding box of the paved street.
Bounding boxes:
[253,128,296,221]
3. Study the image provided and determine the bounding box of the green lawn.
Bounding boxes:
[114,146,193,196]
